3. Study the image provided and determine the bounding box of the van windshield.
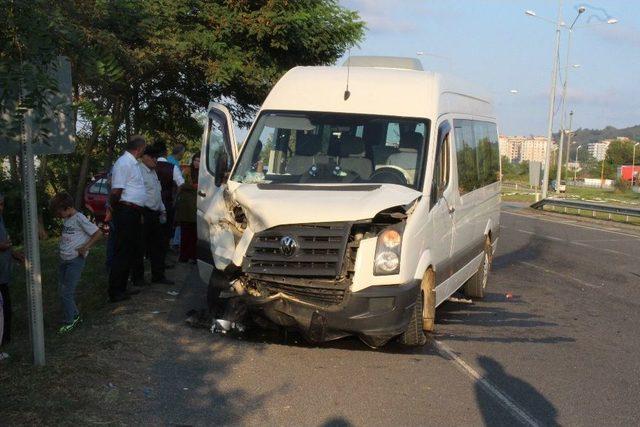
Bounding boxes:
[230,111,430,189]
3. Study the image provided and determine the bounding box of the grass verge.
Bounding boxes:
[0,239,187,425]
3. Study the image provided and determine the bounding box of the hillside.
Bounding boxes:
[554,124,640,145]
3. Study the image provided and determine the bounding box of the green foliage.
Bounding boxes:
[555,125,640,146]
[2,0,364,232]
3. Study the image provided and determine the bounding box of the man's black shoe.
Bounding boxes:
[152,277,175,285]
[109,294,131,303]
[125,289,141,296]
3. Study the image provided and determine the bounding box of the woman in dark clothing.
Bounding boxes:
[175,152,200,263]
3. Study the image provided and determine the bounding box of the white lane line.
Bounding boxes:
[504,226,640,260]
[519,261,604,289]
[502,210,640,239]
[433,340,540,427]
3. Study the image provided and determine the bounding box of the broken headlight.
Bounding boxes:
[373,225,403,275]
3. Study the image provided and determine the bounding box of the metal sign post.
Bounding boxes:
[20,111,46,366]
[1,56,75,366]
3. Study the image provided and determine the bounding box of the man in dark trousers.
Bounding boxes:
[108,135,147,302]
[133,145,174,285]
[155,140,184,266]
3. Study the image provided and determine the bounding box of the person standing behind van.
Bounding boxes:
[155,141,185,263]
[167,144,185,167]
[108,135,147,302]
[175,152,200,263]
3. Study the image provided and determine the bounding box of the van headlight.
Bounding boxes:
[374,226,403,275]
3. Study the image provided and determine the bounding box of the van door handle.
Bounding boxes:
[198,190,207,197]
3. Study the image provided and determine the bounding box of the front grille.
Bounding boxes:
[262,282,346,306]
[244,223,350,277]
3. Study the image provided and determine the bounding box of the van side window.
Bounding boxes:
[431,121,451,208]
[453,119,499,194]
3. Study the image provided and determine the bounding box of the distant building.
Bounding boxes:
[520,136,554,163]
[587,140,611,161]
[499,135,522,162]
[499,135,554,163]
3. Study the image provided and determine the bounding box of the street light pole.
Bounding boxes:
[574,145,582,182]
[555,8,585,194]
[541,0,563,199]
[563,110,574,185]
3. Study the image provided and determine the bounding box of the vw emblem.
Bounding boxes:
[280,236,298,257]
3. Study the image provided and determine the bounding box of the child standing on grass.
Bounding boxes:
[50,193,102,334]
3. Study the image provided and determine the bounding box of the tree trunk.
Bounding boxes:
[74,123,100,210]
[107,100,124,169]
[36,156,49,240]
[9,155,20,184]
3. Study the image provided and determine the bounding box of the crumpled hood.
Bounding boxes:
[228,183,422,231]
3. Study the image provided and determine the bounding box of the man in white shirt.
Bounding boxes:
[132,146,174,285]
[108,135,147,302]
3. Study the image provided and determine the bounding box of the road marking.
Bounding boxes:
[519,261,604,289]
[503,226,640,260]
[502,210,640,239]
[433,340,540,427]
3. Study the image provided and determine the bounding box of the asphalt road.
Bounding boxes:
[142,203,640,426]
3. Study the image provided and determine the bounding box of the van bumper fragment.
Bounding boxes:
[251,281,420,346]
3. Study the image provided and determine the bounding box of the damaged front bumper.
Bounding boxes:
[248,280,420,346]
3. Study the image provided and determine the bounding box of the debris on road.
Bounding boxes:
[184,309,212,329]
[166,290,179,297]
[448,296,473,304]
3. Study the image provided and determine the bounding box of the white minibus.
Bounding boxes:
[196,56,500,346]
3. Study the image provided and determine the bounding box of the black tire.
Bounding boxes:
[400,290,427,346]
[464,237,492,299]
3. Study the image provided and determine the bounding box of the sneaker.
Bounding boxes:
[58,315,81,334]
[0,352,9,361]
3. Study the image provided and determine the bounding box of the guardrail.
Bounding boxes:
[530,198,640,222]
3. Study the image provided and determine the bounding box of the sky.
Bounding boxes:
[338,0,640,136]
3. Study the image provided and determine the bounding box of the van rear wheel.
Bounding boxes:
[400,289,427,346]
[464,237,492,299]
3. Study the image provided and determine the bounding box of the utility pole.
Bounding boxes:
[563,111,574,186]
[541,0,563,199]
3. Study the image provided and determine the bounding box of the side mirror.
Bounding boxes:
[214,152,229,187]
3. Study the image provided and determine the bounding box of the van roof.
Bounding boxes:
[342,56,424,71]
[261,65,494,120]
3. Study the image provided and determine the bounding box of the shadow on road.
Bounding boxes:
[475,356,559,427]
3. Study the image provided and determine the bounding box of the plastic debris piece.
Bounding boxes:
[448,296,473,304]
[150,310,160,314]
[166,290,179,297]
[211,318,246,335]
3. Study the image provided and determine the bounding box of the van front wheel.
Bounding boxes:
[400,289,427,346]
[464,237,492,299]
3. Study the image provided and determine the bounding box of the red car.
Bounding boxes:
[84,174,109,224]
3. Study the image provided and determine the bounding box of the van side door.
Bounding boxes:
[450,119,485,282]
[429,120,455,289]
[196,103,238,272]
